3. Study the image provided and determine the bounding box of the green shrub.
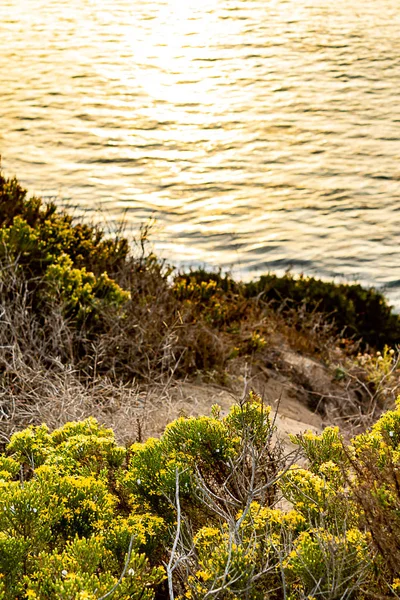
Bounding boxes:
[347,400,400,580]
[0,456,20,482]
[0,173,130,335]
[43,255,130,326]
[7,423,53,468]
[1,419,165,599]
[283,526,372,599]
[245,272,400,348]
[123,437,192,515]
[0,173,129,277]
[4,399,400,597]
[122,412,239,517]
[173,271,247,330]
[24,537,163,600]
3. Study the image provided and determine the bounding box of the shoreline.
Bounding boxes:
[3,165,400,314]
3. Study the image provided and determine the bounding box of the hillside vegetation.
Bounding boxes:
[2,394,400,598]
[1,172,399,379]
[1,171,400,598]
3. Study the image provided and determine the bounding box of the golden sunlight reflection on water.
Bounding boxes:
[1,0,400,307]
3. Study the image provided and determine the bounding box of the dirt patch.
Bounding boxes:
[138,367,324,447]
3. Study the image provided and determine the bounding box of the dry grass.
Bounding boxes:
[1,245,397,446]
[0,259,227,444]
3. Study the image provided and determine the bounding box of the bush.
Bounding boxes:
[0,173,130,277]
[0,395,283,598]
[0,175,131,335]
[3,396,400,597]
[245,272,400,349]
[0,418,164,599]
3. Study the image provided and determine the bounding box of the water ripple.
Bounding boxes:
[1,0,399,308]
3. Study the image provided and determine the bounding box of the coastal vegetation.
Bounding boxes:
[2,395,400,598]
[1,171,400,598]
[1,171,399,383]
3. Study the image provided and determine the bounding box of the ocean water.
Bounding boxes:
[1,0,400,307]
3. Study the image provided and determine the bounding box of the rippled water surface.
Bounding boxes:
[1,0,400,306]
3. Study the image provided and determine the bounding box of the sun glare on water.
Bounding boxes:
[117,0,227,106]
[1,0,400,306]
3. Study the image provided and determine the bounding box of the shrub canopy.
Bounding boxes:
[2,396,400,598]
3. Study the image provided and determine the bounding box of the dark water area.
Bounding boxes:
[1,0,400,308]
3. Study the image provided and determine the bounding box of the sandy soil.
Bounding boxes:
[134,348,344,446]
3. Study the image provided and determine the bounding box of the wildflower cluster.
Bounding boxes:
[0,175,130,330]
[2,396,400,596]
[0,418,164,599]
